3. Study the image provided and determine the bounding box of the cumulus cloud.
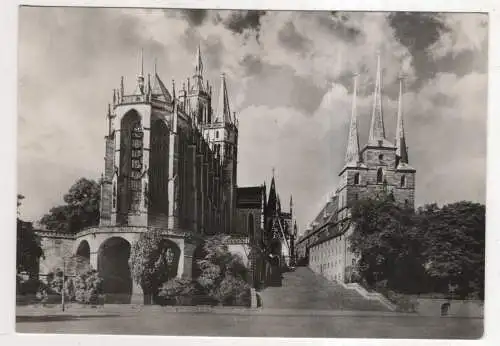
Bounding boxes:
[429,13,488,59]
[17,8,487,234]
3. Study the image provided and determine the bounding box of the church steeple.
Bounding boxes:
[215,73,232,124]
[368,53,387,146]
[194,44,203,76]
[192,44,204,92]
[345,73,361,166]
[395,75,409,165]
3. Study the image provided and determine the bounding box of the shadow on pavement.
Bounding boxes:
[16,314,120,323]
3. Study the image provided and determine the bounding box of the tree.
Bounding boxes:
[129,229,179,304]
[40,178,100,234]
[418,201,485,299]
[16,195,43,279]
[349,195,428,293]
[196,235,251,306]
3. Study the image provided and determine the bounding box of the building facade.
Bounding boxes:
[297,55,416,283]
[36,47,297,302]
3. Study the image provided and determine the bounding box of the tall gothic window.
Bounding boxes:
[354,172,360,185]
[112,182,117,209]
[118,109,141,223]
[400,175,406,188]
[377,168,383,184]
[248,213,254,240]
[150,119,169,216]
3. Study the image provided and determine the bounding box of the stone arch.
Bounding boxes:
[76,240,90,260]
[117,109,143,224]
[156,238,182,282]
[98,236,133,304]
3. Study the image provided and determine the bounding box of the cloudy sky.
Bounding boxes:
[17,8,488,234]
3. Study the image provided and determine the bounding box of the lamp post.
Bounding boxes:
[62,257,66,312]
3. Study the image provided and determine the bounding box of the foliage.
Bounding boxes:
[40,178,100,234]
[158,278,198,306]
[195,235,251,306]
[349,196,427,293]
[72,269,103,305]
[349,197,485,299]
[417,201,485,299]
[129,229,179,304]
[17,276,42,295]
[39,268,103,305]
[17,219,43,277]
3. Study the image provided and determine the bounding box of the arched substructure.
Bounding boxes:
[74,240,91,274]
[98,237,133,304]
[117,109,142,225]
[156,238,182,283]
[191,242,207,280]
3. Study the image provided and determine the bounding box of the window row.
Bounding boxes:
[351,171,408,187]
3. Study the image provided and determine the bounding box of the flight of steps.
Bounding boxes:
[258,267,389,312]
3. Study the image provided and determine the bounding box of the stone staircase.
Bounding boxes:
[258,267,390,312]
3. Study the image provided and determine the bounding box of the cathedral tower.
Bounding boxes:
[187,45,212,126]
[336,73,367,221]
[337,55,416,216]
[201,72,238,234]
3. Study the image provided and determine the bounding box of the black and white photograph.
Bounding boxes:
[9,2,493,341]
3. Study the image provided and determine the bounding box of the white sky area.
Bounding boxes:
[17,8,488,235]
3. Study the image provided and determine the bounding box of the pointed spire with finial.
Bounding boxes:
[192,44,204,92]
[395,74,409,165]
[120,76,125,101]
[195,44,203,76]
[215,73,231,123]
[345,72,361,166]
[136,48,145,95]
[368,52,387,146]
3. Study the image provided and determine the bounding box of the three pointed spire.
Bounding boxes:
[344,73,361,166]
[395,75,409,165]
[368,53,387,146]
[195,44,204,76]
[215,73,232,124]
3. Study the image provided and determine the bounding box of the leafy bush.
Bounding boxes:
[17,276,41,295]
[72,269,103,305]
[195,235,251,307]
[129,229,180,304]
[214,274,251,307]
[158,278,198,306]
[38,268,103,305]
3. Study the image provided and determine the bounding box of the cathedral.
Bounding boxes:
[296,55,416,283]
[35,46,296,301]
[100,46,238,234]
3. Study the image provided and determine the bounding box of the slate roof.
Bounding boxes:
[236,186,264,209]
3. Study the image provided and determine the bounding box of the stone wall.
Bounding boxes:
[37,233,75,279]
[415,298,484,318]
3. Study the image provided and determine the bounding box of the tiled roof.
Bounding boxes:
[236,186,263,209]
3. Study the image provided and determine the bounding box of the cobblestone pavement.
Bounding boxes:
[15,267,483,338]
[16,307,482,338]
